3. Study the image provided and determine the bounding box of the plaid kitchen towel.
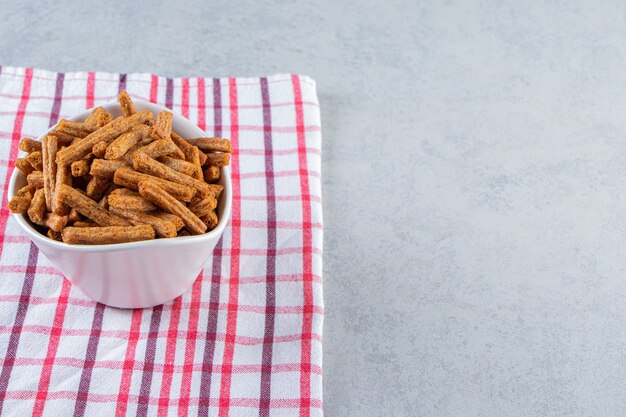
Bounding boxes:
[0,66,323,416]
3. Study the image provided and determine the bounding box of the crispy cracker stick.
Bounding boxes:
[53,163,72,215]
[110,188,137,196]
[153,212,184,231]
[123,138,182,163]
[170,131,195,161]
[44,213,68,232]
[118,90,136,118]
[161,156,201,179]
[17,185,36,199]
[203,152,230,167]
[72,220,97,227]
[105,125,149,160]
[58,183,130,226]
[86,176,111,201]
[137,181,206,235]
[62,224,154,245]
[109,207,177,238]
[8,196,31,214]
[24,201,42,221]
[133,152,214,197]
[186,137,232,153]
[92,141,108,158]
[71,159,91,177]
[55,119,96,138]
[47,229,62,241]
[27,171,44,188]
[56,110,152,165]
[89,159,129,178]
[68,207,82,223]
[15,158,34,175]
[188,194,217,219]
[152,111,173,141]
[189,146,204,179]
[114,168,196,202]
[53,131,80,145]
[26,151,43,171]
[42,134,58,211]
[201,211,218,229]
[84,107,112,129]
[203,166,220,183]
[19,138,42,153]
[108,193,158,212]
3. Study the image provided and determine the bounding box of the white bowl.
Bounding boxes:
[7,101,232,309]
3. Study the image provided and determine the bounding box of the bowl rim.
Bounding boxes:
[8,100,232,253]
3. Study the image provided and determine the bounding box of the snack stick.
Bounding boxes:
[92,141,109,158]
[42,134,58,211]
[201,211,219,229]
[71,159,91,177]
[27,171,44,188]
[114,168,196,202]
[84,107,112,129]
[8,196,31,214]
[186,137,232,153]
[47,229,62,241]
[19,138,42,153]
[55,110,152,165]
[198,149,207,165]
[203,152,230,167]
[86,176,111,201]
[15,158,34,175]
[188,194,217,219]
[44,213,68,232]
[118,90,136,117]
[189,146,204,179]
[105,125,149,160]
[55,119,96,138]
[161,156,200,179]
[109,207,177,238]
[152,212,185,231]
[53,163,72,215]
[133,152,214,197]
[110,188,138,196]
[137,181,206,235]
[17,185,36,199]
[62,225,155,245]
[89,159,129,178]
[57,183,130,226]
[72,220,98,227]
[27,188,46,223]
[26,151,43,171]
[122,138,182,163]
[98,195,109,209]
[203,166,220,183]
[170,131,196,162]
[53,131,80,145]
[153,111,173,140]
[68,207,82,223]
[108,194,158,212]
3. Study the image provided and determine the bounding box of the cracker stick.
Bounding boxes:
[123,138,183,163]
[186,137,232,153]
[109,207,177,238]
[71,159,91,177]
[188,194,217,219]
[15,158,34,175]
[170,131,196,162]
[86,176,111,201]
[27,171,44,188]
[72,220,97,227]
[108,193,158,212]
[152,212,184,231]
[201,211,218,230]
[53,163,72,215]
[17,185,36,199]
[62,225,154,245]
[137,181,206,235]
[57,183,130,226]
[8,196,31,214]
[114,168,196,202]
[110,188,138,196]
[55,119,96,138]
[89,159,129,178]
[42,134,58,211]
[68,207,82,223]
[133,152,214,197]
[189,146,204,179]
[161,156,201,179]
[19,138,42,153]
[203,166,220,183]
[118,90,136,117]
[84,107,112,129]
[44,213,68,232]
[203,152,230,167]
[151,111,173,141]
[53,131,80,145]
[47,229,62,241]
[56,110,153,165]
[105,125,149,160]
[26,151,43,171]
[92,141,108,158]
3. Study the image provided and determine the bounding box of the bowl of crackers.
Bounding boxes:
[7,91,232,308]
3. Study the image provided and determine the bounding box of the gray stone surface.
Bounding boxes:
[3,0,626,415]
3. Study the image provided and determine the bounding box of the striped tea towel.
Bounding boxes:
[0,66,323,417]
